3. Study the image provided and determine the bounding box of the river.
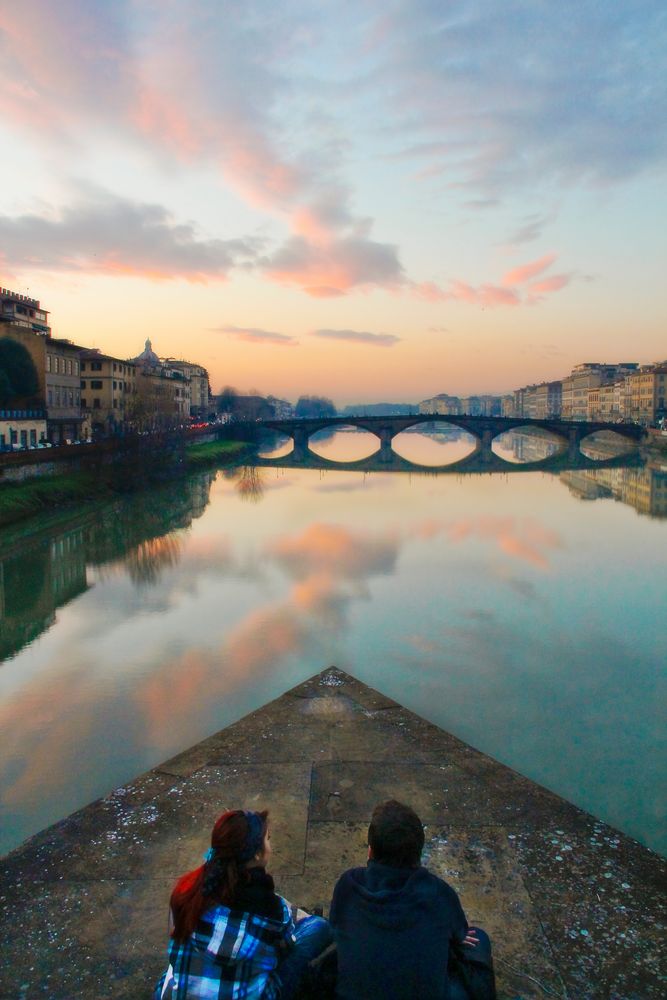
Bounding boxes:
[1,427,665,857]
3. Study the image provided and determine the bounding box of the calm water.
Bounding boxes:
[1,429,665,857]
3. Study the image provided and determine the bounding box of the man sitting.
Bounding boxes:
[329,799,496,999]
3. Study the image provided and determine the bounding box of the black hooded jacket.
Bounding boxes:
[330,860,468,1000]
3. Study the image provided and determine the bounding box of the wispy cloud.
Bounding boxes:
[0,187,260,280]
[367,2,667,193]
[502,254,556,287]
[311,328,400,347]
[414,253,573,308]
[213,325,298,346]
[505,213,553,246]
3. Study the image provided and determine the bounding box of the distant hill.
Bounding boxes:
[340,402,417,417]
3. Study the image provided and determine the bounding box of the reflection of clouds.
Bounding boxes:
[447,516,562,570]
[268,523,398,581]
[404,634,440,655]
[0,521,403,845]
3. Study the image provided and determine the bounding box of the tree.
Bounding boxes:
[217,385,238,414]
[0,338,40,403]
[295,395,336,419]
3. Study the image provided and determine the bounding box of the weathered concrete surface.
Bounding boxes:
[1,668,665,999]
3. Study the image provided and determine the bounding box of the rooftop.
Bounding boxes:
[1,668,664,999]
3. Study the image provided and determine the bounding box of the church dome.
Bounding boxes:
[132,338,161,368]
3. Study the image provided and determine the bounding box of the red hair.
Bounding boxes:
[170,809,268,941]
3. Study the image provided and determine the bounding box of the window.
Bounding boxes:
[69,391,74,406]
[91,380,103,389]
[20,430,28,446]
[0,433,4,448]
[55,389,61,406]
[48,389,53,405]
[91,361,102,371]
[81,362,86,372]
[10,429,18,443]
[30,429,37,446]
[81,398,87,408]
[75,391,80,404]
[81,380,86,389]
[113,381,117,389]
[93,398,101,409]
[46,355,52,372]
[67,359,72,374]
[74,361,79,375]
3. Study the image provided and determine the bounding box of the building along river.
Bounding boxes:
[0,427,665,858]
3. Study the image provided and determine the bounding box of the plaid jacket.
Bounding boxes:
[154,897,295,999]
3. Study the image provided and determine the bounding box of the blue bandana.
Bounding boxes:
[204,811,265,865]
[239,811,265,862]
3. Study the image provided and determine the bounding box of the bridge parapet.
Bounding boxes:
[259,415,644,454]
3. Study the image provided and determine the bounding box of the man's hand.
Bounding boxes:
[462,928,479,948]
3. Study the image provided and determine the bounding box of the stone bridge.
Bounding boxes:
[254,414,644,469]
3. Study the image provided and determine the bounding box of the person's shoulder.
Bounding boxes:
[413,866,462,901]
[334,866,366,885]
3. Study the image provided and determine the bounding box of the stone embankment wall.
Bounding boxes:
[0,430,220,483]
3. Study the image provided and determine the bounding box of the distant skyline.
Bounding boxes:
[1,1,666,403]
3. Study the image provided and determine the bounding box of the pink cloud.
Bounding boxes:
[414,279,521,308]
[447,515,562,570]
[264,234,404,297]
[412,252,572,309]
[527,273,572,296]
[502,254,556,286]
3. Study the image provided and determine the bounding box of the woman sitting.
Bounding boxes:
[155,808,332,999]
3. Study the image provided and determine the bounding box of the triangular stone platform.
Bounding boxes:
[1,668,665,998]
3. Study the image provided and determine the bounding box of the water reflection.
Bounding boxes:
[579,429,637,461]
[561,461,667,518]
[392,424,477,465]
[1,440,665,858]
[0,528,88,662]
[309,426,379,462]
[492,427,562,463]
[258,433,292,459]
[0,472,216,663]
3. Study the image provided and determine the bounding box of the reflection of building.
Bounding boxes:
[500,431,561,462]
[0,472,216,664]
[561,462,667,518]
[0,527,88,661]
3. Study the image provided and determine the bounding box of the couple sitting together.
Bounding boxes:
[155,799,496,999]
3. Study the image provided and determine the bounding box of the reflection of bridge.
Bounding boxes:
[254,446,643,476]
[255,414,643,471]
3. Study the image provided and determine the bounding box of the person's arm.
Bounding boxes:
[450,887,479,947]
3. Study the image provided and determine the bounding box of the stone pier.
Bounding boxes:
[1,668,665,999]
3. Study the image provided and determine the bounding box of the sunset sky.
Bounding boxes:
[1,1,665,403]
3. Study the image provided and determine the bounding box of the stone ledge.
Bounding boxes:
[1,667,665,999]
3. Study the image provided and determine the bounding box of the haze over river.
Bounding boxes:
[1,428,665,857]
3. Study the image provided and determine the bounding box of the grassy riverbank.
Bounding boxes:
[183,438,248,468]
[0,438,250,529]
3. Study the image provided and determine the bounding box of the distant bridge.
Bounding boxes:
[251,414,643,471]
